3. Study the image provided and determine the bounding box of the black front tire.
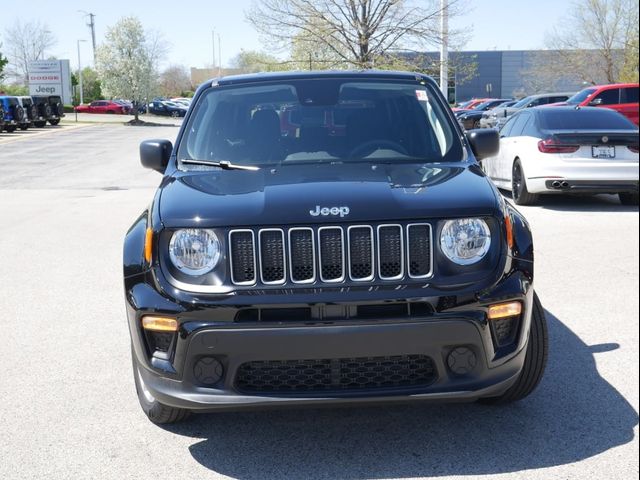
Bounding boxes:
[20,125,29,131]
[132,348,191,424]
[619,193,639,206]
[480,292,548,405]
[4,125,17,133]
[512,160,539,206]
[48,119,60,126]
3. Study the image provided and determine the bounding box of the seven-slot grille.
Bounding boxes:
[229,223,432,285]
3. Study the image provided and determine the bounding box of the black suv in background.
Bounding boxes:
[32,95,65,126]
[19,96,41,129]
[125,71,548,424]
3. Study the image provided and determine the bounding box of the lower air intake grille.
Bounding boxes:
[235,354,437,394]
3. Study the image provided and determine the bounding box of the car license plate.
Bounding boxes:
[592,145,615,159]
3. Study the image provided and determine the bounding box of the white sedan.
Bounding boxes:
[481,107,639,205]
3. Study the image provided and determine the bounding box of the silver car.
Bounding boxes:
[480,93,574,129]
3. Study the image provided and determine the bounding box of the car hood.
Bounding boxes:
[158,162,498,227]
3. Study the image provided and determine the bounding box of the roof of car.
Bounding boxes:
[588,83,639,89]
[528,92,575,98]
[204,70,432,88]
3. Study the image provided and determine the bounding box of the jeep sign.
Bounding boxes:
[28,60,72,104]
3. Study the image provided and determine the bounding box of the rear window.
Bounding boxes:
[539,108,637,130]
[178,79,462,168]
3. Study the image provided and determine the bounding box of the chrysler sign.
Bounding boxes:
[28,60,72,104]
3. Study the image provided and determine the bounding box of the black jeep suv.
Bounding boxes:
[124,71,547,424]
[32,95,65,126]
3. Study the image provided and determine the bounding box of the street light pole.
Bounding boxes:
[77,40,86,105]
[440,0,449,100]
[218,34,222,77]
[211,30,216,71]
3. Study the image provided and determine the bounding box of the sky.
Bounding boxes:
[0,0,572,72]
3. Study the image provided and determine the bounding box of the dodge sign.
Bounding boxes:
[28,60,72,104]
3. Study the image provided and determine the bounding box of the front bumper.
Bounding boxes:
[126,267,534,411]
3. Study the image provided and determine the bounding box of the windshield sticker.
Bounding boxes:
[416,90,428,102]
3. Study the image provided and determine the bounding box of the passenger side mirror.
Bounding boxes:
[466,129,500,161]
[140,139,172,173]
[589,98,603,106]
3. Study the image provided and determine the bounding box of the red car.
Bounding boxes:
[75,100,128,114]
[452,98,493,113]
[547,83,639,125]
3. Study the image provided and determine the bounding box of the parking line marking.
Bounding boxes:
[0,123,97,145]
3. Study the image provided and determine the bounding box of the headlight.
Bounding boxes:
[169,229,221,275]
[440,218,491,265]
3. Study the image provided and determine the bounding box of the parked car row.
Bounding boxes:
[474,83,639,130]
[74,97,191,117]
[453,84,640,206]
[0,95,65,133]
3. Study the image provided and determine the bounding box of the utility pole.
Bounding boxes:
[218,34,222,77]
[439,0,449,101]
[79,11,97,64]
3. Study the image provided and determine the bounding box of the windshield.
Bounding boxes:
[178,79,462,168]
[566,88,597,105]
[513,96,534,108]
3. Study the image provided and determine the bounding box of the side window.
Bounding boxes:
[594,88,620,105]
[510,113,531,137]
[550,96,568,103]
[621,87,639,104]
[499,116,516,137]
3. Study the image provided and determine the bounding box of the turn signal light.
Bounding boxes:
[505,213,514,249]
[144,228,153,263]
[488,301,522,320]
[142,316,178,332]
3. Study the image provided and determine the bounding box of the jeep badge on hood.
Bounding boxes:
[309,205,350,217]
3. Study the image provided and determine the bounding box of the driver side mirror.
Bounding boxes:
[140,139,172,173]
[466,129,500,161]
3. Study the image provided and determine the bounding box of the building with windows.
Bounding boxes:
[422,50,588,102]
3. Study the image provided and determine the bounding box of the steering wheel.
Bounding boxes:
[349,140,408,158]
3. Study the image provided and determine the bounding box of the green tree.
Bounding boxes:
[81,67,103,103]
[229,50,290,73]
[96,17,166,121]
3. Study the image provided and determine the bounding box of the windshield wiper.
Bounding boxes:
[181,159,260,171]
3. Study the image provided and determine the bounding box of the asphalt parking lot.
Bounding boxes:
[0,124,637,480]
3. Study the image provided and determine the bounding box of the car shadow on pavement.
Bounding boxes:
[164,311,638,479]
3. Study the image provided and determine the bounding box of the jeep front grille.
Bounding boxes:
[235,354,438,394]
[228,223,432,286]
